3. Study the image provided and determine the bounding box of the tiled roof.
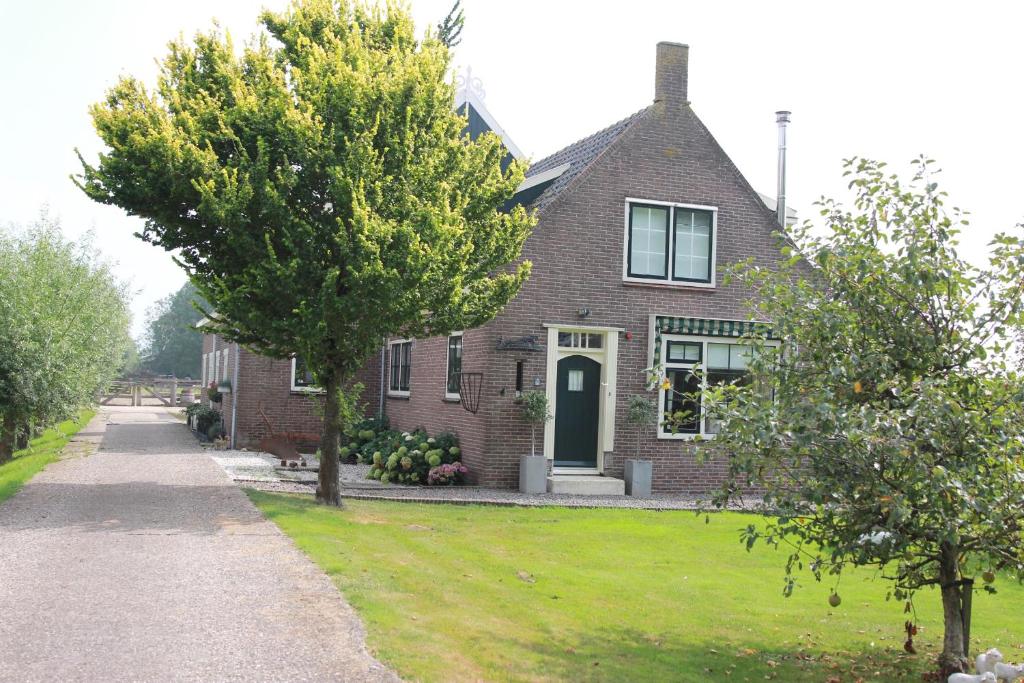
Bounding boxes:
[524,108,649,212]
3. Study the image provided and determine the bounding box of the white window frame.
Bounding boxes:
[221,349,230,382]
[290,356,323,393]
[444,332,463,401]
[388,339,412,398]
[201,353,208,386]
[656,333,778,440]
[622,198,717,289]
[213,351,220,385]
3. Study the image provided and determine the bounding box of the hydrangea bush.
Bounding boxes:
[366,427,463,485]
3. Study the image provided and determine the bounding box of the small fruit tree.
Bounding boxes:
[519,391,551,458]
[701,158,1024,676]
[626,395,656,460]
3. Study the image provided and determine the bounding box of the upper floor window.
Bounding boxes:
[625,200,716,286]
[389,340,412,396]
[445,333,463,400]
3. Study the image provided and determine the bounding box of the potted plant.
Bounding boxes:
[207,380,222,404]
[624,395,656,496]
[519,390,552,494]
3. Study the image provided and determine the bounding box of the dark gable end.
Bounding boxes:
[457,100,517,174]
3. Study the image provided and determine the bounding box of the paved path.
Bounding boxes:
[0,407,397,682]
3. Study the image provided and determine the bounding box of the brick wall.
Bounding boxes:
[201,333,381,451]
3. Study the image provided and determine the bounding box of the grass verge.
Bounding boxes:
[247,492,1023,682]
[0,409,96,505]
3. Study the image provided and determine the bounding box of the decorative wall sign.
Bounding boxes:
[496,335,542,352]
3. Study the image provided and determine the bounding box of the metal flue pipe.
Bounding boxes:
[775,110,791,227]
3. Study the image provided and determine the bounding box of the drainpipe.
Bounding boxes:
[775,110,791,228]
[230,342,240,449]
[209,335,217,406]
[378,340,387,418]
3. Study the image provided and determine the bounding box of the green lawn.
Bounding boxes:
[247,492,1024,682]
[0,410,96,505]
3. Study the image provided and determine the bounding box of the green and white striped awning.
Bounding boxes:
[653,316,776,361]
[655,316,773,338]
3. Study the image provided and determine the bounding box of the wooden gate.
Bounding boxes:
[98,377,202,407]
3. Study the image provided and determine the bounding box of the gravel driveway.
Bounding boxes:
[0,407,396,683]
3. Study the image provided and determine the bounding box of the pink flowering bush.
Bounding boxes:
[427,462,468,486]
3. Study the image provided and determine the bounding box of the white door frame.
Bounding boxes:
[543,324,621,474]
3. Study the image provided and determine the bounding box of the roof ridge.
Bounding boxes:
[527,107,648,176]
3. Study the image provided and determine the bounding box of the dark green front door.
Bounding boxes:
[554,355,601,468]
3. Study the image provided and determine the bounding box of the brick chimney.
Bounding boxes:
[654,41,689,104]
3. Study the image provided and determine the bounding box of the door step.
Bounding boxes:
[546,475,625,496]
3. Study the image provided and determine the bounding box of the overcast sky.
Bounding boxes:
[2,1,1022,338]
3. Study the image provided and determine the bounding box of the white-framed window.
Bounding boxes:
[290,356,322,392]
[213,350,220,384]
[557,330,603,350]
[388,339,412,396]
[445,332,463,400]
[657,334,774,439]
[221,349,230,382]
[201,353,208,386]
[624,199,717,287]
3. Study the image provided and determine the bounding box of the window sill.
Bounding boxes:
[290,387,325,394]
[387,391,411,400]
[657,432,717,441]
[623,278,715,291]
[443,394,461,403]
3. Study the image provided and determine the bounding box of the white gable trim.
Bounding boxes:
[455,86,525,161]
[517,163,570,193]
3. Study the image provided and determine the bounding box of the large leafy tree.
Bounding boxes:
[140,282,207,378]
[699,159,1024,675]
[75,0,534,505]
[0,214,132,461]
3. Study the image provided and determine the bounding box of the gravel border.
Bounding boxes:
[241,478,761,511]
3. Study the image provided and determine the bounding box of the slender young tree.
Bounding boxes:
[75,0,534,505]
[697,158,1024,676]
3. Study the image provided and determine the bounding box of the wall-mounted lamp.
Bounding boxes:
[577,307,591,318]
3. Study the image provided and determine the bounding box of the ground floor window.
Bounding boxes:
[659,337,756,438]
[445,333,463,399]
[389,340,412,395]
[291,356,319,391]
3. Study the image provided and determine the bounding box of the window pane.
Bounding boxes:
[294,356,316,387]
[447,336,462,394]
[707,343,730,369]
[567,369,583,392]
[558,332,572,347]
[587,333,603,349]
[704,369,749,434]
[667,341,701,363]
[673,209,712,282]
[401,342,411,390]
[390,346,400,390]
[663,368,700,434]
[629,205,668,277]
[729,344,751,370]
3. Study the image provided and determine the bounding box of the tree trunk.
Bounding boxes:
[15,422,30,450]
[937,541,969,676]
[316,370,343,507]
[0,414,16,464]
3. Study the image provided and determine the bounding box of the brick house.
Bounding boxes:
[383,41,795,494]
[200,41,792,494]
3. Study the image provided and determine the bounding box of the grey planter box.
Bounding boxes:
[624,459,652,497]
[519,455,547,494]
